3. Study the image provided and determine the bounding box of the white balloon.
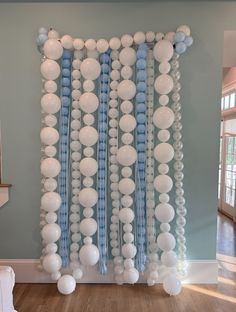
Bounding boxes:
[44,115,57,128]
[153,107,175,129]
[161,251,178,267]
[117,80,136,100]
[72,268,83,281]
[79,92,99,113]
[80,158,98,176]
[41,223,61,243]
[119,115,136,133]
[79,244,99,266]
[158,130,170,143]
[121,167,132,178]
[155,203,175,223]
[121,66,133,79]
[154,74,174,95]
[61,35,73,49]
[41,93,61,114]
[41,192,61,212]
[119,208,134,224]
[96,39,109,53]
[44,80,57,93]
[83,80,95,92]
[146,31,155,42]
[85,39,96,51]
[41,59,60,80]
[122,243,137,259]
[154,175,173,193]
[119,47,136,66]
[120,101,133,114]
[154,143,174,163]
[79,188,98,207]
[157,232,176,251]
[119,178,135,195]
[159,62,171,74]
[117,145,137,166]
[80,58,101,80]
[44,39,63,60]
[40,127,59,146]
[48,29,59,40]
[45,242,58,254]
[44,145,56,157]
[41,158,61,178]
[163,274,182,296]
[42,253,62,273]
[44,178,57,192]
[51,271,61,281]
[79,126,98,146]
[153,40,174,62]
[176,25,191,36]
[164,32,175,44]
[45,212,57,224]
[73,38,84,50]
[158,163,169,175]
[123,268,139,284]
[133,31,145,44]
[121,34,133,47]
[109,37,121,50]
[155,32,164,41]
[80,218,97,236]
[159,95,169,106]
[57,275,76,295]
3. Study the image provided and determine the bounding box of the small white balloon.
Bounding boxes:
[41,223,61,244]
[79,126,98,146]
[41,158,61,178]
[176,25,191,36]
[80,158,98,176]
[121,66,133,79]
[123,268,139,284]
[159,62,171,74]
[79,92,99,114]
[42,253,62,273]
[156,32,164,41]
[133,31,145,44]
[117,145,137,166]
[45,212,57,224]
[154,74,174,95]
[83,114,95,126]
[83,80,95,92]
[153,107,175,129]
[96,39,109,53]
[164,32,175,44]
[41,93,61,114]
[45,242,58,254]
[80,58,101,80]
[153,40,174,62]
[161,251,178,267]
[120,101,133,114]
[57,275,76,295]
[44,178,57,192]
[119,208,134,224]
[44,80,57,93]
[73,38,84,50]
[117,80,136,100]
[44,39,63,60]
[157,232,176,251]
[44,115,57,127]
[40,127,59,146]
[41,59,60,80]
[61,35,73,49]
[122,243,137,259]
[72,268,83,281]
[121,34,133,47]
[119,178,135,195]
[154,175,173,193]
[154,143,174,163]
[79,244,99,266]
[85,39,97,51]
[48,29,59,39]
[79,188,98,207]
[119,47,136,66]
[41,192,61,212]
[146,31,155,42]
[159,95,169,106]
[163,274,182,296]
[155,203,175,223]
[80,218,97,236]
[119,115,137,133]
[109,37,121,50]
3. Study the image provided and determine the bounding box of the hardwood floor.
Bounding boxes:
[13,213,236,312]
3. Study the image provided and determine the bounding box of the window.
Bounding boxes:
[221,91,236,111]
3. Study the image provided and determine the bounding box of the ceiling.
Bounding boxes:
[224,31,236,67]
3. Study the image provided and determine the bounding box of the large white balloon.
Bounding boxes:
[163,274,182,296]
[155,203,175,223]
[41,223,61,243]
[79,126,98,146]
[41,93,61,114]
[119,208,134,224]
[79,188,98,207]
[161,251,178,267]
[154,143,174,163]
[80,218,97,236]
[41,192,61,212]
[79,92,99,113]
[123,268,139,284]
[79,244,99,266]
[117,80,136,100]
[154,175,173,193]
[157,232,176,251]
[41,59,60,80]
[122,243,137,259]
[57,275,76,295]
[117,145,137,166]
[42,253,62,273]
[40,127,59,146]
[80,58,101,80]
[41,158,61,178]
[153,107,175,129]
[119,47,136,66]
[119,115,136,133]
[44,39,63,60]
[79,158,98,176]
[154,74,174,95]
[118,178,135,195]
[153,40,174,62]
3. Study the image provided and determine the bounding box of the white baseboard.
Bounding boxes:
[0,259,218,284]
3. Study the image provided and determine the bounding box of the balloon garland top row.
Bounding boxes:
[38,25,193,295]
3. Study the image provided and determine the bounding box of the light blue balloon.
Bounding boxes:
[137,113,146,124]
[137,50,147,59]
[174,31,186,43]
[63,50,71,59]
[100,54,110,64]
[137,82,146,92]
[137,134,145,143]
[101,74,109,83]
[62,59,71,68]
[136,103,146,113]
[37,34,48,45]
[100,92,108,102]
[139,43,148,51]
[62,87,70,96]
[137,70,147,81]
[101,84,109,93]
[137,124,145,133]
[136,59,146,70]
[184,36,193,47]
[136,92,146,103]
[175,42,187,54]
[101,63,109,74]
[38,27,48,35]
[62,77,70,87]
[62,68,70,77]
[61,96,70,107]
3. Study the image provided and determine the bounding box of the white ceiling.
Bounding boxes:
[224,31,236,67]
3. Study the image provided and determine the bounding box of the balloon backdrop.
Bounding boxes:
[38,25,193,295]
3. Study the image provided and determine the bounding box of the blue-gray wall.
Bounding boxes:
[0,2,229,260]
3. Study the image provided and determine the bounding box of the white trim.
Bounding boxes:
[0,259,218,284]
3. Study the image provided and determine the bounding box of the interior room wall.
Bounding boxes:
[0,1,233,261]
